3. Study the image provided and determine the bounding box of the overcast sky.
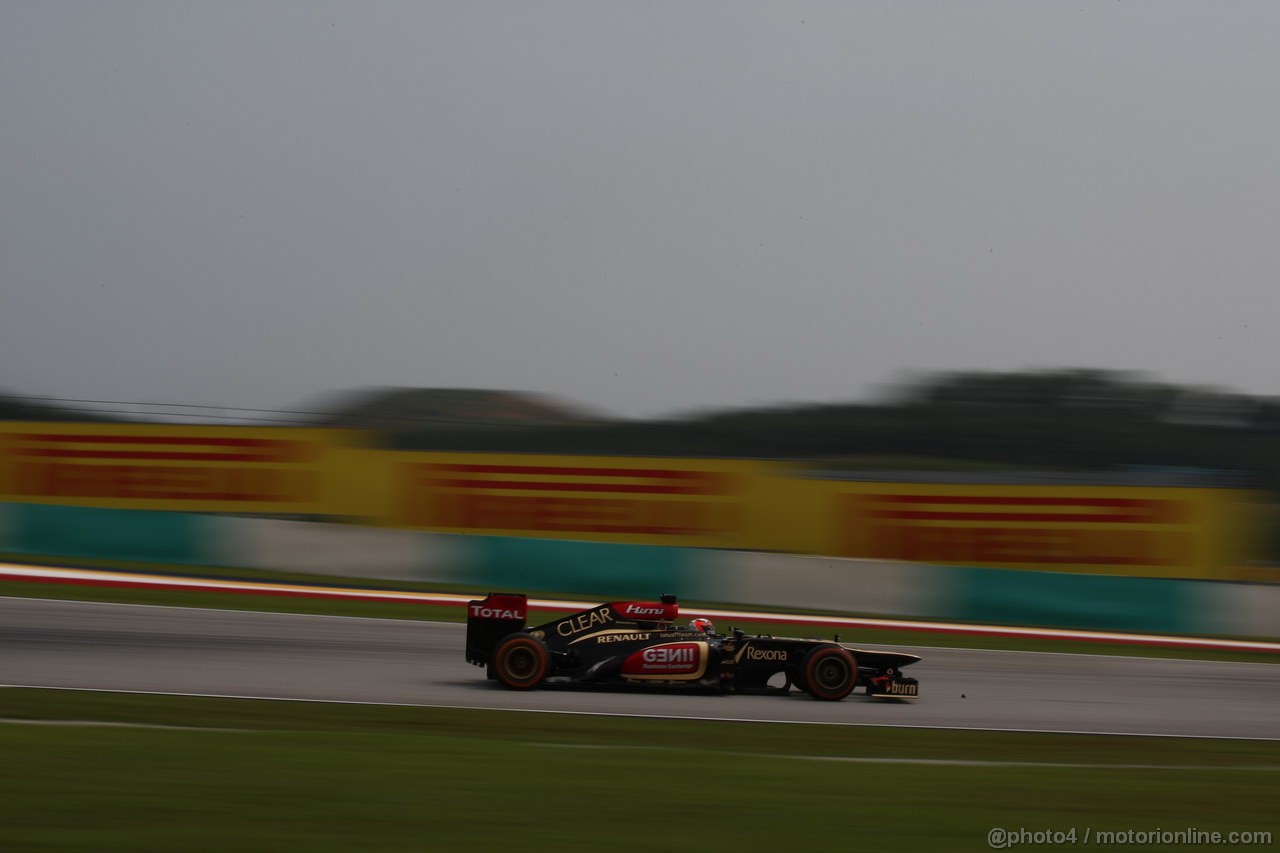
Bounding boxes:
[3,2,1279,420]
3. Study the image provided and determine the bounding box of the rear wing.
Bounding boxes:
[465,593,528,667]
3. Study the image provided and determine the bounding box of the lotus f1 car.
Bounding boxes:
[465,593,919,701]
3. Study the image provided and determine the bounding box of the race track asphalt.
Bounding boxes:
[2,597,1277,739]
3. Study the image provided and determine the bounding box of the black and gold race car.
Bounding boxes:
[465,593,919,701]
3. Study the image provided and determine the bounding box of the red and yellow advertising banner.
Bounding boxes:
[819,482,1255,580]
[388,452,774,548]
[0,423,346,515]
[0,419,1261,578]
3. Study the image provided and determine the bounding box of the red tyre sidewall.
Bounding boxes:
[803,646,856,701]
[492,635,549,690]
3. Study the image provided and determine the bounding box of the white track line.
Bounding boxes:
[4,714,1272,769]
[5,595,1277,667]
[3,562,1278,653]
[3,684,1278,742]
[0,594,430,625]
[0,718,243,732]
[536,743,1280,771]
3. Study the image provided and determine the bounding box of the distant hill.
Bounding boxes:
[311,387,602,430]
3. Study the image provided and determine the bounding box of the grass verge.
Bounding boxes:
[2,689,1277,852]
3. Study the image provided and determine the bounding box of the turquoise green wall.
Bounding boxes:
[3,503,212,565]
[944,566,1205,634]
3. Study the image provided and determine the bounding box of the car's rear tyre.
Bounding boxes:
[491,633,549,690]
[798,645,857,701]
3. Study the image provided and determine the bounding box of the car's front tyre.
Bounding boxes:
[798,645,857,701]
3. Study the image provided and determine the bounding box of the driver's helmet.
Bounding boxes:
[689,618,715,634]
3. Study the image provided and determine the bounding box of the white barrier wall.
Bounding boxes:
[1203,581,1280,638]
[704,550,949,618]
[214,518,448,583]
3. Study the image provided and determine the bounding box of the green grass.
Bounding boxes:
[2,689,1277,852]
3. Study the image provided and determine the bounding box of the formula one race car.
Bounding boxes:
[465,593,919,701]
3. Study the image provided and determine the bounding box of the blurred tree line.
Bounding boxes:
[379,369,1280,493]
[5,370,1280,491]
[6,370,1280,561]
[0,395,110,422]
